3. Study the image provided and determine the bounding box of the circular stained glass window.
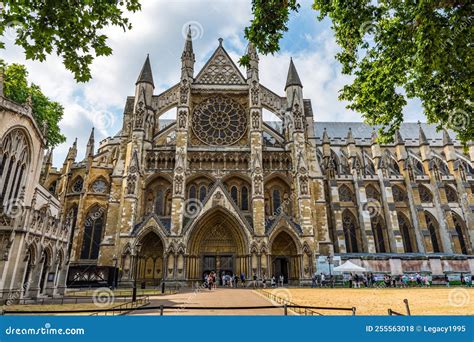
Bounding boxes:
[192,96,247,146]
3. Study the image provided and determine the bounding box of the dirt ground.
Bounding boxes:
[269,287,474,315]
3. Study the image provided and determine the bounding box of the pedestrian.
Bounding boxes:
[279,274,284,287]
[253,273,258,289]
[240,272,245,287]
[445,273,450,287]
[311,273,317,288]
[262,273,267,288]
[271,275,276,288]
[349,273,353,288]
[320,273,325,288]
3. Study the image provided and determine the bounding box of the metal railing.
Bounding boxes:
[388,299,411,316]
[90,296,150,316]
[259,290,357,316]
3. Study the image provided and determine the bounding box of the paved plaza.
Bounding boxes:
[129,288,283,316]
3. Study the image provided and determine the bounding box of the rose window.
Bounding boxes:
[192,96,247,146]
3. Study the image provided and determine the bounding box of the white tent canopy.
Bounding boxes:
[333,261,366,273]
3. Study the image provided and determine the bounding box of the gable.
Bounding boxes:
[195,46,246,85]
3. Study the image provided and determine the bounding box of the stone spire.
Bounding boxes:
[85,127,95,158]
[370,129,378,145]
[442,129,453,146]
[418,122,429,146]
[181,26,195,79]
[66,138,77,162]
[246,42,259,79]
[136,54,154,87]
[394,130,404,145]
[346,127,355,144]
[285,58,302,90]
[322,127,330,144]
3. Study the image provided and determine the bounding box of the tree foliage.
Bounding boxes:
[243,0,473,144]
[1,60,66,147]
[0,0,141,82]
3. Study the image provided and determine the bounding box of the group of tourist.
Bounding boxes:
[311,272,472,288]
[203,272,288,290]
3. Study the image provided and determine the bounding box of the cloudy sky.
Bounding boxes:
[2,0,423,166]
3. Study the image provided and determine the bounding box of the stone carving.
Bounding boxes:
[251,110,260,130]
[178,110,187,129]
[179,79,189,104]
[251,80,259,106]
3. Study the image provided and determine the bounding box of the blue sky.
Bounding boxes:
[2,0,423,166]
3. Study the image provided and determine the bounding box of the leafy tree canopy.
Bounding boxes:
[242,0,473,145]
[1,60,66,147]
[0,0,141,82]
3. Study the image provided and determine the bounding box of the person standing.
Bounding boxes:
[253,273,258,289]
[320,273,325,288]
[240,272,245,287]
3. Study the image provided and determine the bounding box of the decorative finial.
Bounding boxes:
[218,38,223,46]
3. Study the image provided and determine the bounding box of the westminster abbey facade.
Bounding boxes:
[1,30,473,296]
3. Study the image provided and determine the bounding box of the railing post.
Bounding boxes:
[403,299,411,316]
[352,307,356,315]
[388,309,392,316]
[284,304,288,316]
[160,305,164,316]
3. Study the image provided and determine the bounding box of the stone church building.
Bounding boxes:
[2,30,473,295]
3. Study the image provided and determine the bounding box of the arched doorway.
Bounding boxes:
[271,231,299,284]
[187,209,248,282]
[137,231,164,285]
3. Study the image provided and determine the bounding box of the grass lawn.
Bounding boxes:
[3,303,119,315]
[264,287,474,315]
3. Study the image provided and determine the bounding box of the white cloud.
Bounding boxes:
[2,0,423,166]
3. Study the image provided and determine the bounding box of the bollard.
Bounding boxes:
[284,304,288,316]
[161,282,165,294]
[160,305,164,316]
[352,307,356,316]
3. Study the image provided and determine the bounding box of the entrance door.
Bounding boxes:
[273,257,289,284]
[202,256,216,280]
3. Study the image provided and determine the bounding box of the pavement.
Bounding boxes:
[128,287,283,315]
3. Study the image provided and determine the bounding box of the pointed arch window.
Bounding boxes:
[342,210,359,253]
[419,184,433,203]
[452,213,469,254]
[241,186,249,211]
[445,185,458,203]
[230,186,238,205]
[425,212,442,253]
[66,206,78,258]
[199,185,207,203]
[272,189,281,214]
[397,213,415,253]
[338,184,354,202]
[71,177,83,193]
[155,190,164,216]
[371,216,387,253]
[80,206,105,260]
[392,185,408,203]
[189,185,196,199]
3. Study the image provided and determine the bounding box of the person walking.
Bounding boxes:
[271,275,276,288]
[253,273,258,289]
[262,274,267,289]
[311,273,317,288]
[320,273,325,288]
[240,272,245,287]
[279,274,284,287]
